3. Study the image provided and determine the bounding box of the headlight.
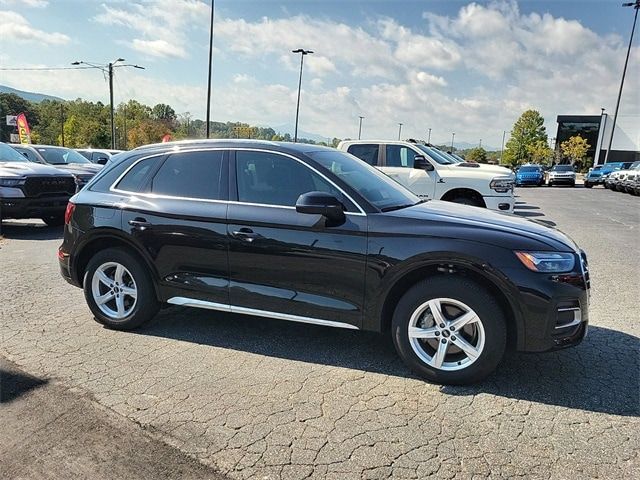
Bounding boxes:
[0,177,25,187]
[515,251,576,273]
[490,176,515,193]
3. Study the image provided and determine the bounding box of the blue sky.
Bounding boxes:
[1,0,638,147]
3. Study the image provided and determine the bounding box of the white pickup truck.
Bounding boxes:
[338,140,515,213]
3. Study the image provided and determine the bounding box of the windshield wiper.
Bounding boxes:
[381,200,425,212]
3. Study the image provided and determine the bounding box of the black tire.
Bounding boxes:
[449,196,483,207]
[548,181,553,187]
[41,214,65,227]
[83,247,159,330]
[584,181,592,188]
[570,181,575,188]
[391,276,507,385]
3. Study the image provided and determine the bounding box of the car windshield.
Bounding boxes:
[519,166,540,172]
[552,165,574,172]
[592,166,602,171]
[308,149,420,212]
[630,161,640,170]
[0,143,30,162]
[413,144,456,165]
[37,147,91,164]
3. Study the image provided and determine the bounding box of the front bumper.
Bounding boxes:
[516,177,544,185]
[505,252,590,352]
[483,195,515,213]
[1,196,70,220]
[548,176,576,185]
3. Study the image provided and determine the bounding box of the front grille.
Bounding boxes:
[23,176,76,197]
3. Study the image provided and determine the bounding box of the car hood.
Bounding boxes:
[455,163,514,176]
[48,163,102,175]
[0,161,75,178]
[388,200,579,252]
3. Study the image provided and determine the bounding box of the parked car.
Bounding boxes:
[515,164,545,187]
[584,162,632,188]
[77,148,124,165]
[606,161,640,191]
[0,142,76,226]
[12,144,102,192]
[621,162,640,193]
[546,164,576,187]
[59,140,589,385]
[338,140,515,212]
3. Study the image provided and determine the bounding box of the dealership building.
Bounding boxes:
[555,113,639,165]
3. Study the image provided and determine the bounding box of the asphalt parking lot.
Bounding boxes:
[1,185,638,479]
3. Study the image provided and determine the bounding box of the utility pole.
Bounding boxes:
[292,49,313,142]
[604,0,639,163]
[427,128,431,144]
[60,103,65,147]
[479,139,482,148]
[123,104,127,150]
[500,130,506,163]
[451,132,455,151]
[398,123,403,140]
[206,0,215,138]
[358,116,364,140]
[108,62,115,148]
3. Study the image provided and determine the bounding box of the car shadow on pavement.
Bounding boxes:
[0,359,48,404]
[0,221,63,241]
[140,308,638,417]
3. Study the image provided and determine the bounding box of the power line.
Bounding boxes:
[0,66,96,71]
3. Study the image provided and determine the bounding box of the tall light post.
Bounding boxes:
[427,127,432,144]
[451,132,455,151]
[479,139,482,148]
[358,116,364,140]
[500,130,507,163]
[398,123,403,140]
[206,0,215,138]
[292,48,313,142]
[71,59,144,149]
[604,0,639,163]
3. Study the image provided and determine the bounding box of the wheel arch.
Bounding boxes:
[72,229,161,297]
[377,259,524,350]
[440,187,486,207]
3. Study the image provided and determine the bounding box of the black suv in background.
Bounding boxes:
[0,142,76,226]
[59,140,590,384]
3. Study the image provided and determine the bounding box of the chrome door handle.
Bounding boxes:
[231,228,260,242]
[128,218,151,230]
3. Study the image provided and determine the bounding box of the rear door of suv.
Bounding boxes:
[116,149,230,306]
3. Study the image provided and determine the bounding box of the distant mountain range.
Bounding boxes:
[0,84,64,103]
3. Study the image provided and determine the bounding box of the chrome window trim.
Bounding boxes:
[109,147,367,216]
[167,296,359,330]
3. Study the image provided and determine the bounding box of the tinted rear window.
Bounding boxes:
[116,157,161,192]
[150,150,225,200]
[347,144,379,166]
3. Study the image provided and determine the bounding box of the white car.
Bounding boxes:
[546,164,576,187]
[338,140,515,213]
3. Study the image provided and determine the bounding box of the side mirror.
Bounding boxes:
[96,157,108,165]
[296,191,345,221]
[414,155,434,171]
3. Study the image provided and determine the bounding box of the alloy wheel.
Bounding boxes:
[407,298,485,371]
[91,262,138,320]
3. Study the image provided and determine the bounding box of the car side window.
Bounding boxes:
[347,144,379,166]
[385,145,412,168]
[150,151,225,200]
[19,149,39,163]
[236,150,348,209]
[115,157,161,192]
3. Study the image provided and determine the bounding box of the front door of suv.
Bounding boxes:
[227,149,367,328]
[118,149,230,306]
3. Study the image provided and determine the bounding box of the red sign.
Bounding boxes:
[161,134,172,143]
[16,113,31,144]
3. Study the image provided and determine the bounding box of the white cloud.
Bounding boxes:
[131,39,187,59]
[0,0,48,7]
[0,10,69,45]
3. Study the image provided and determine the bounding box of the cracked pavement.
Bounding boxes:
[1,186,638,479]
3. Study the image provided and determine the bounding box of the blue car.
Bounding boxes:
[585,162,632,188]
[515,165,545,186]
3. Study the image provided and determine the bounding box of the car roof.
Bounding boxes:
[131,139,336,156]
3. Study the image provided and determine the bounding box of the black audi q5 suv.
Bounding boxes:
[59,140,589,384]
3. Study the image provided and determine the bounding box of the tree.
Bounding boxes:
[0,93,39,142]
[503,109,548,167]
[466,147,487,163]
[152,103,177,126]
[526,139,553,166]
[560,135,591,171]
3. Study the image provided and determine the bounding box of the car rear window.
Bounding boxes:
[116,157,161,192]
[150,150,225,200]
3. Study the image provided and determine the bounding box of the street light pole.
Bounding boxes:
[292,48,313,143]
[60,103,65,147]
[206,0,215,139]
[427,128,431,144]
[604,0,639,163]
[451,132,455,151]
[358,116,364,140]
[71,58,144,149]
[398,123,403,140]
[500,130,506,163]
[479,139,482,148]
